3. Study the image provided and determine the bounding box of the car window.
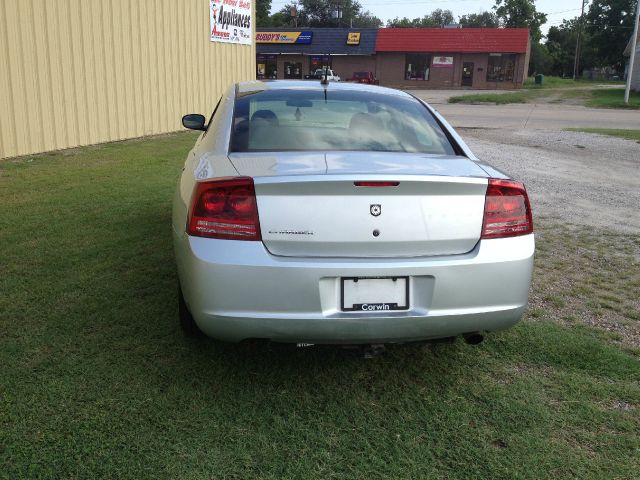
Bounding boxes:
[230,89,455,154]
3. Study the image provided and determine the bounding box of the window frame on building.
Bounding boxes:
[256,54,278,80]
[486,53,517,82]
[309,55,332,75]
[405,53,432,81]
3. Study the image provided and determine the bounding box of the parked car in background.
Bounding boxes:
[175,80,534,346]
[347,71,379,85]
[304,68,341,82]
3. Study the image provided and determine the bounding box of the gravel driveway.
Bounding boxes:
[459,128,640,234]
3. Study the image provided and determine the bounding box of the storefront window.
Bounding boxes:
[310,55,331,75]
[256,55,277,79]
[486,54,516,82]
[284,62,302,79]
[405,54,431,81]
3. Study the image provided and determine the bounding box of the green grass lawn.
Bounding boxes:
[448,77,638,108]
[523,76,625,89]
[1,134,639,479]
[566,128,640,141]
[447,92,531,105]
[586,89,640,109]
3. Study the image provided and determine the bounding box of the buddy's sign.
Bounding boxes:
[256,31,313,44]
[210,0,252,45]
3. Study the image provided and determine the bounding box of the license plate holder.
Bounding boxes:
[341,277,409,312]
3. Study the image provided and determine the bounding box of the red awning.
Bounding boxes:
[375,28,530,54]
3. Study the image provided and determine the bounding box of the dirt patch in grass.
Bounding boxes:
[528,222,640,349]
[448,85,638,109]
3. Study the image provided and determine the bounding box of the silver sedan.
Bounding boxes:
[173,80,534,345]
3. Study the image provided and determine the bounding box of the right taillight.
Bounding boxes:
[187,177,261,240]
[481,178,533,239]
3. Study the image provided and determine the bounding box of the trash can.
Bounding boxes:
[535,74,544,85]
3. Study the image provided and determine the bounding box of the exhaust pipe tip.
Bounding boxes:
[463,333,484,345]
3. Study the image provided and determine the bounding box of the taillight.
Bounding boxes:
[187,177,261,240]
[481,179,533,239]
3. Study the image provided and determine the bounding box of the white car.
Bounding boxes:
[174,80,534,346]
[309,68,341,82]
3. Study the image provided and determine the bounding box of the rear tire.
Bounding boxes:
[178,284,203,337]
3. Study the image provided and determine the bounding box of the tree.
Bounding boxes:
[353,10,383,27]
[494,0,547,42]
[458,11,500,28]
[267,0,382,28]
[544,18,597,76]
[586,0,637,70]
[256,0,272,26]
[386,17,418,28]
[529,42,553,75]
[386,9,455,28]
[426,9,455,27]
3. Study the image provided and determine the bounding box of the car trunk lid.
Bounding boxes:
[229,152,490,258]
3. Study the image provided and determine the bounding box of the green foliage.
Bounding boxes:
[265,0,382,28]
[459,11,500,28]
[494,0,547,42]
[529,41,553,75]
[256,0,271,26]
[523,76,586,88]
[545,18,582,77]
[386,9,455,28]
[586,0,637,70]
[542,0,636,74]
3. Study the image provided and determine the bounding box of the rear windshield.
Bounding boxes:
[230,88,456,155]
[352,72,368,78]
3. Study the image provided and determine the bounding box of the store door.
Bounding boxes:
[284,62,302,79]
[462,62,474,87]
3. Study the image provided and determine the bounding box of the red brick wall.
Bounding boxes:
[375,52,527,89]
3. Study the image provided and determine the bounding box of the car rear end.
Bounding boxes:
[173,82,534,344]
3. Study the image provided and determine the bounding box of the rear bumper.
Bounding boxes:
[174,233,534,343]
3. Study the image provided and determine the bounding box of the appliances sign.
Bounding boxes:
[432,56,454,68]
[256,31,313,44]
[210,0,252,45]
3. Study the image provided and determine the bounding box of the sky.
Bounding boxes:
[268,0,587,35]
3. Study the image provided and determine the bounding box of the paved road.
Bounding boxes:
[409,89,640,130]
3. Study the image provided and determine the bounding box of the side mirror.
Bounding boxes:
[182,114,206,131]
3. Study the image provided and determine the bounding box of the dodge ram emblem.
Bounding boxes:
[370,204,381,217]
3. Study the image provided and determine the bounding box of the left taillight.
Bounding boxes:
[187,177,261,240]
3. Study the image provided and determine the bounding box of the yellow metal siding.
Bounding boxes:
[0,0,256,159]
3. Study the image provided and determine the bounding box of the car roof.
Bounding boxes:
[236,80,412,98]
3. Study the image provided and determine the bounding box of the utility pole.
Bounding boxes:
[625,0,640,103]
[573,0,588,80]
[290,2,298,27]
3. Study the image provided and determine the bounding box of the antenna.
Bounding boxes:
[320,63,329,85]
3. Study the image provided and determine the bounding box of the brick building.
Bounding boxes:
[255,27,531,89]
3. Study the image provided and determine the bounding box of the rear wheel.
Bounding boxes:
[178,285,203,337]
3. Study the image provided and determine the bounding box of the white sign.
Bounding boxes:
[432,56,454,68]
[210,0,252,45]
